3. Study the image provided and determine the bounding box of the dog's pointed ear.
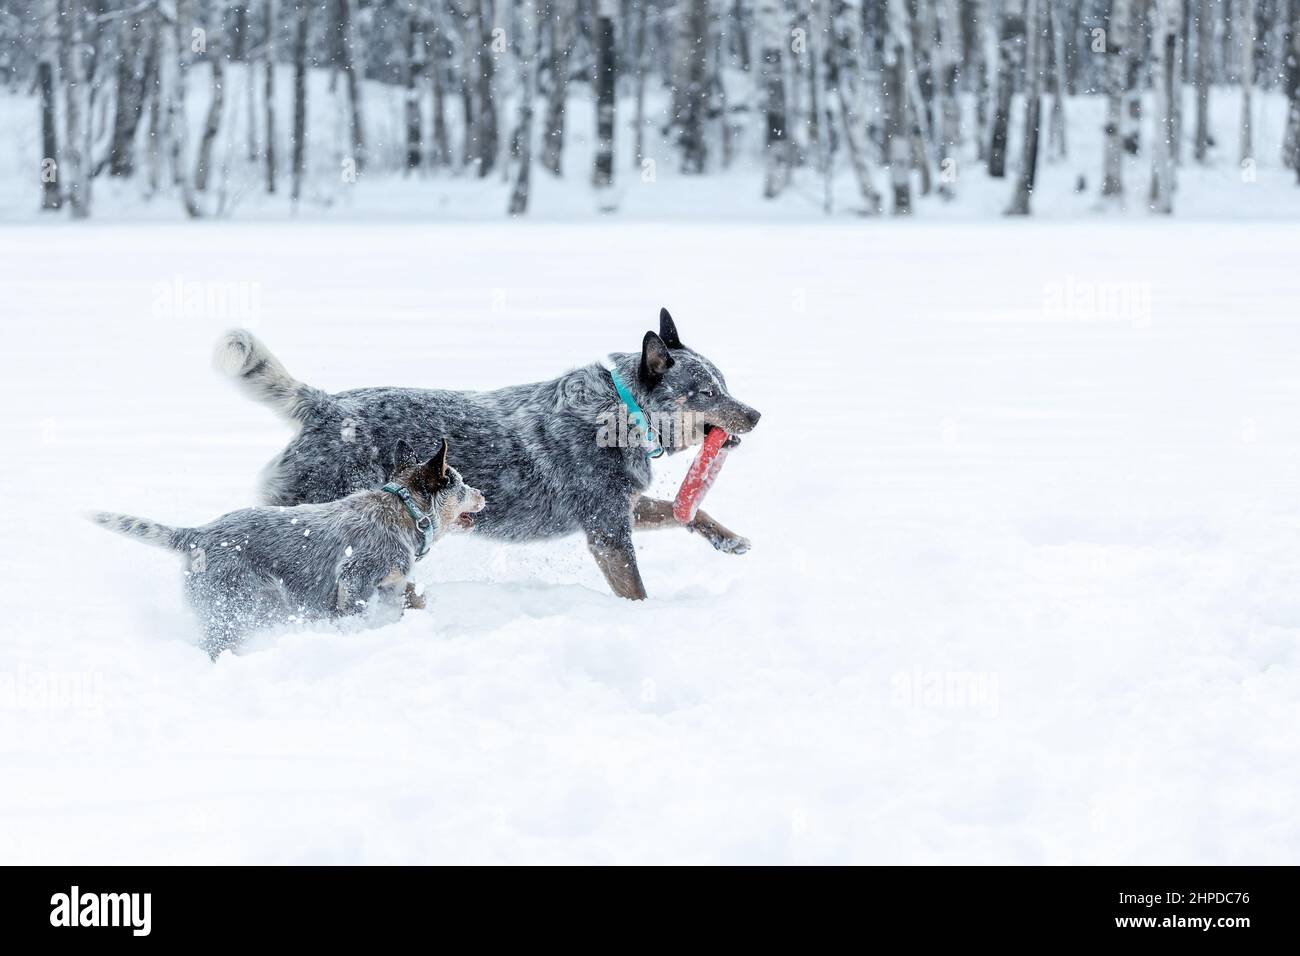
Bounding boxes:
[416,439,450,491]
[639,331,674,387]
[659,308,683,349]
[392,438,418,473]
[432,438,450,480]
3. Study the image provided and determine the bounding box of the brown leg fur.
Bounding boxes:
[403,581,426,610]
[632,496,751,554]
[586,529,648,600]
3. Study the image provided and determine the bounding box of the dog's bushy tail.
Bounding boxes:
[89,512,186,551]
[214,329,323,424]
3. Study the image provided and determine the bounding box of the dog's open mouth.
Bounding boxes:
[456,512,476,530]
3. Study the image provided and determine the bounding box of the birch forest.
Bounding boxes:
[2,0,1299,218]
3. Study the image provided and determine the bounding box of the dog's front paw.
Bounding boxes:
[714,533,751,555]
[404,582,427,610]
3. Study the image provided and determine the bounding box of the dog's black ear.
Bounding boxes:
[640,331,674,387]
[392,438,419,473]
[659,308,684,349]
[415,439,450,492]
[432,438,450,480]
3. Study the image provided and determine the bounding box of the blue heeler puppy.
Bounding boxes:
[214,309,761,599]
[90,440,486,655]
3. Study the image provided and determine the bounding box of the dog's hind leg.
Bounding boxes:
[632,496,751,555]
[585,521,648,600]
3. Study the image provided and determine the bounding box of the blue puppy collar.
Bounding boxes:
[382,483,435,560]
[609,368,664,459]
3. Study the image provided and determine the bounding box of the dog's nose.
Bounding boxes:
[748,409,762,428]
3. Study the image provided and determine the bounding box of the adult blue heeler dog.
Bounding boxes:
[215,310,761,599]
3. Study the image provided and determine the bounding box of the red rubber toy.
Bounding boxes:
[674,427,730,524]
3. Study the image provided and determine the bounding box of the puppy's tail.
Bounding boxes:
[214,329,324,424]
[89,511,187,551]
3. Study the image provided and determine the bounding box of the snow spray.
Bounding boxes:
[674,427,730,524]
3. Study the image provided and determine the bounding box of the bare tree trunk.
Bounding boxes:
[803,0,831,210]
[1240,0,1256,164]
[1194,0,1212,159]
[144,22,163,194]
[107,8,146,177]
[509,0,539,214]
[429,18,451,168]
[167,0,188,190]
[908,0,937,150]
[788,3,806,166]
[710,11,733,169]
[236,3,257,163]
[633,0,649,168]
[1172,4,1185,164]
[1284,0,1300,175]
[937,0,962,195]
[459,28,475,170]
[1125,0,1147,156]
[264,0,277,193]
[194,0,227,194]
[680,0,710,173]
[474,0,499,177]
[1007,0,1041,214]
[59,0,92,218]
[335,0,367,172]
[1152,0,1182,213]
[1047,0,1068,160]
[988,0,1025,177]
[1102,0,1132,198]
[1065,0,1083,92]
[904,4,934,194]
[592,0,616,194]
[38,0,61,210]
[541,0,573,175]
[885,0,912,213]
[758,0,790,198]
[406,13,426,171]
[731,0,752,69]
[832,0,882,212]
[968,0,992,160]
[291,0,308,205]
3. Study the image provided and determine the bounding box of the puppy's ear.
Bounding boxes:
[417,438,450,491]
[392,438,418,473]
[659,308,683,349]
[639,331,674,387]
[433,438,450,480]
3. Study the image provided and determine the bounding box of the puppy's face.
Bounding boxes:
[393,439,486,533]
[430,464,486,532]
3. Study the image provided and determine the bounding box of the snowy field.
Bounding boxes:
[2,220,1300,864]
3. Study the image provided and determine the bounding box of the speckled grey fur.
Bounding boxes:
[91,442,484,655]
[214,310,760,598]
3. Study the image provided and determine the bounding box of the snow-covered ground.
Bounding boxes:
[2,221,1299,864]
